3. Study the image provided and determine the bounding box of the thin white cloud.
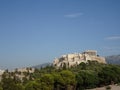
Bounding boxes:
[64,13,83,18]
[103,47,120,51]
[105,36,120,40]
[102,46,120,55]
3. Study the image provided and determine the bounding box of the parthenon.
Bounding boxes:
[53,50,106,68]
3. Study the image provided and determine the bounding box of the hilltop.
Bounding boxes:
[53,50,106,68]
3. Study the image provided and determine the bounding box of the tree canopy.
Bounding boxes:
[1,61,120,90]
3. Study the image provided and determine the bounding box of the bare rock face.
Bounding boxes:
[53,50,106,68]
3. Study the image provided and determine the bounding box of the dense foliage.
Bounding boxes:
[1,61,120,90]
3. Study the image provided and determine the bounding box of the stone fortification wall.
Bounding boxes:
[53,50,106,68]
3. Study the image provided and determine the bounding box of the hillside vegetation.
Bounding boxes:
[1,61,120,90]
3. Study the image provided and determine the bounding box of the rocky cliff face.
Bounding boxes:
[53,50,106,68]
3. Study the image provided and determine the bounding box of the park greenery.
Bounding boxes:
[0,61,120,90]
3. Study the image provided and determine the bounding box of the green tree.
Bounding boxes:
[25,81,40,90]
[0,83,3,90]
[0,87,3,90]
[2,77,24,90]
[52,72,65,90]
[98,65,120,85]
[60,70,76,90]
[76,73,83,90]
[79,62,87,70]
[77,70,99,89]
[39,74,54,90]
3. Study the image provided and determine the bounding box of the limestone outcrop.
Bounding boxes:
[53,50,106,68]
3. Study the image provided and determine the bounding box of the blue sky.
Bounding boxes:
[0,0,120,69]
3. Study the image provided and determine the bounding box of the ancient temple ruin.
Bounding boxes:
[53,50,106,68]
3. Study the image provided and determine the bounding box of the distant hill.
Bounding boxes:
[105,55,120,64]
[32,55,120,69]
[32,62,52,69]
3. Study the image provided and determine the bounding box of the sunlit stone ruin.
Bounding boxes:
[53,50,106,68]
